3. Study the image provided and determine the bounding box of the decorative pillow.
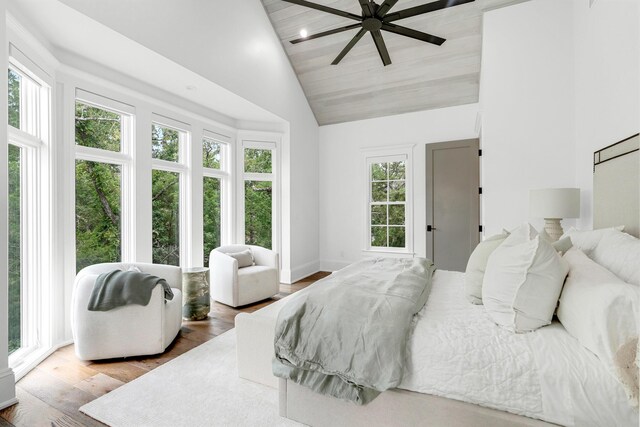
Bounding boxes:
[538,229,573,254]
[225,249,254,268]
[558,248,639,407]
[561,226,625,257]
[591,231,640,286]
[464,232,509,304]
[482,223,569,333]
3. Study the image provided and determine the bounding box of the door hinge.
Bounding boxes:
[478,149,482,157]
[479,187,483,195]
[479,225,483,232]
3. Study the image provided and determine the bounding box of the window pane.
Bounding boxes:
[389,227,406,248]
[371,182,387,202]
[152,170,180,266]
[371,205,387,225]
[203,138,221,169]
[371,226,387,247]
[388,161,405,180]
[244,148,272,173]
[245,180,272,249]
[8,69,20,129]
[388,204,405,225]
[371,162,387,181]
[8,144,21,354]
[203,177,221,266]
[75,102,121,152]
[75,160,122,272]
[152,124,180,162]
[389,181,405,202]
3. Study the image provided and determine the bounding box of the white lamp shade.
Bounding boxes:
[530,188,580,219]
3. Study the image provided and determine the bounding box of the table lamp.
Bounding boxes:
[529,188,580,241]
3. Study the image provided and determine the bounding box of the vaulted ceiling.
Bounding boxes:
[262,0,527,125]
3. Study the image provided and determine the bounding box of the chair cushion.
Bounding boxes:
[237,266,279,306]
[226,249,255,268]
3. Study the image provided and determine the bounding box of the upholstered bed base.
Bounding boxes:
[279,378,556,427]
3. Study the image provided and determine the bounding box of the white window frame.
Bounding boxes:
[7,58,52,375]
[237,133,280,253]
[202,130,232,254]
[151,115,191,267]
[74,90,135,266]
[362,145,414,255]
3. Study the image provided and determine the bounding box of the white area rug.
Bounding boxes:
[80,330,301,426]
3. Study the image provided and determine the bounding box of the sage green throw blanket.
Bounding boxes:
[87,270,174,311]
[273,257,436,405]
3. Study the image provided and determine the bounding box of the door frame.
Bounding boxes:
[425,139,480,263]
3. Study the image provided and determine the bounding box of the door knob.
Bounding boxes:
[427,225,436,232]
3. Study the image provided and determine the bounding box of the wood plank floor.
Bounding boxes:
[0,272,330,427]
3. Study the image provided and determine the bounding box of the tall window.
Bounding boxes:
[151,120,188,266]
[202,134,229,266]
[365,149,412,252]
[242,142,276,249]
[7,62,50,358]
[75,94,132,272]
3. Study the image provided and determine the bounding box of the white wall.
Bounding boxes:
[319,104,479,271]
[573,0,640,229]
[480,0,578,236]
[55,0,320,282]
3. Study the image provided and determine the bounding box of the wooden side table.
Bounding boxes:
[182,267,210,321]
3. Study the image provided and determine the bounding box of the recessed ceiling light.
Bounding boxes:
[299,29,308,38]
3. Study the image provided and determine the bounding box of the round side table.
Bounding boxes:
[182,267,210,321]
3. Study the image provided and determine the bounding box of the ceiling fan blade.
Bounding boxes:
[332,27,368,65]
[282,0,362,21]
[381,22,445,45]
[290,23,362,44]
[358,0,376,17]
[371,30,391,66]
[384,0,475,22]
[375,0,398,18]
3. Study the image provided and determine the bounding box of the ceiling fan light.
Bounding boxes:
[299,29,308,38]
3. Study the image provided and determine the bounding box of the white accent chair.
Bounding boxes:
[210,245,279,307]
[71,262,183,361]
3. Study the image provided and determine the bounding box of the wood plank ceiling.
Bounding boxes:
[262,0,527,125]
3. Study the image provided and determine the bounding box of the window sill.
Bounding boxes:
[362,249,415,258]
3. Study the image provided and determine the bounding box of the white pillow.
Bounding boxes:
[225,249,254,268]
[561,226,624,257]
[558,248,639,407]
[591,231,640,287]
[464,232,509,305]
[482,223,569,333]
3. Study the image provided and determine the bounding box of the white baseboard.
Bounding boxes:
[281,260,321,284]
[319,259,351,272]
[0,367,16,410]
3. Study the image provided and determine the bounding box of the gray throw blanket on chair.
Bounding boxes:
[87,270,174,311]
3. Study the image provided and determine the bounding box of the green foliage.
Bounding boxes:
[152,170,180,266]
[152,124,179,162]
[75,102,122,272]
[203,139,221,169]
[244,148,272,173]
[203,177,221,266]
[369,160,406,249]
[8,144,21,353]
[245,180,272,249]
[8,69,20,129]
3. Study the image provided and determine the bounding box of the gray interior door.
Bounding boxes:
[426,139,480,271]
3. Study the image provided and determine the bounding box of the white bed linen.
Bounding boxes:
[399,270,638,427]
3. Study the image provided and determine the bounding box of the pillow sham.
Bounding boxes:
[558,248,639,407]
[561,226,624,257]
[225,249,254,268]
[591,231,640,287]
[464,231,509,305]
[538,229,573,254]
[482,223,569,333]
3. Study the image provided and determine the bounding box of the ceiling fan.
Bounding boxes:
[284,0,475,66]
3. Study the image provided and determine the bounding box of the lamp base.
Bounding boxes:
[543,218,564,242]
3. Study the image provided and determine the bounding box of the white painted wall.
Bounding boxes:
[319,104,479,271]
[573,0,640,229]
[480,0,577,236]
[55,0,320,282]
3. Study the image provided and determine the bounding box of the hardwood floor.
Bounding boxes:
[0,272,329,427]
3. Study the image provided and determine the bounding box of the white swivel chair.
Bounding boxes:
[71,262,183,361]
[210,245,279,307]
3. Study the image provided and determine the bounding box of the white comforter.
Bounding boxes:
[399,270,638,427]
